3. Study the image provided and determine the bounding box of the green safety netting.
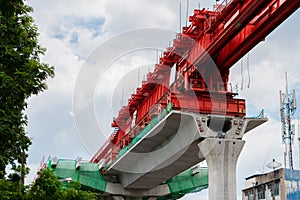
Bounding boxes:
[48,159,208,198]
[158,167,208,199]
[48,159,107,193]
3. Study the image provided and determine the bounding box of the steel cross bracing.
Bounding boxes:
[91,0,300,167]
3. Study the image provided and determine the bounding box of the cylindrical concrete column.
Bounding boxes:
[147,197,157,200]
[111,196,124,200]
[198,138,245,200]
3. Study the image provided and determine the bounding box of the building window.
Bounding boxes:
[272,183,279,196]
[249,194,255,200]
[270,182,279,197]
[258,186,265,199]
[245,190,255,200]
[245,194,255,200]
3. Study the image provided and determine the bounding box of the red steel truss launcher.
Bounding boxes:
[91,0,300,166]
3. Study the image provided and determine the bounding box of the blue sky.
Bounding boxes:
[25,1,300,199]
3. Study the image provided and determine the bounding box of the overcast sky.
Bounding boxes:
[25,1,300,199]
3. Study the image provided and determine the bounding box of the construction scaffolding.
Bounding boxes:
[47,159,208,199]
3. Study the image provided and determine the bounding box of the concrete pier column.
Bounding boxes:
[147,197,157,200]
[111,196,124,200]
[198,138,245,200]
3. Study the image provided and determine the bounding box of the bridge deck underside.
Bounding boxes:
[106,112,204,190]
[105,111,267,190]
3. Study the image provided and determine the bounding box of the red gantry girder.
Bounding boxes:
[91,0,300,164]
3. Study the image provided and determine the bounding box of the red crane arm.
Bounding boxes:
[180,0,300,75]
[216,0,300,69]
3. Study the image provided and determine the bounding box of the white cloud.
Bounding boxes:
[25,163,40,185]
[39,36,83,96]
[228,10,300,116]
[182,190,209,200]
[102,0,177,34]
[28,0,106,31]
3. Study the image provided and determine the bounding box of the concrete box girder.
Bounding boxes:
[105,111,267,191]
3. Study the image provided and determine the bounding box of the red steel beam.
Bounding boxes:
[217,0,300,69]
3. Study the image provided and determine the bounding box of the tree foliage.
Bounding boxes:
[0,169,98,200]
[0,0,54,178]
[0,1,98,199]
[27,169,98,200]
[28,169,61,199]
[0,178,25,200]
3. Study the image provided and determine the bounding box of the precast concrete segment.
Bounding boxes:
[104,182,170,197]
[111,196,124,200]
[110,197,157,200]
[198,138,245,200]
[112,112,202,189]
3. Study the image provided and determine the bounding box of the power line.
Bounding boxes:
[186,0,189,26]
[247,53,251,88]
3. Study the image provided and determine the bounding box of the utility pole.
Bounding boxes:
[280,72,297,169]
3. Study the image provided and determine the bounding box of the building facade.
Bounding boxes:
[242,168,300,200]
